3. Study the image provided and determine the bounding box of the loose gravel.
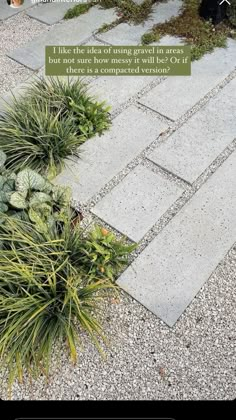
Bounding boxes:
[0,13,48,95]
[0,244,235,400]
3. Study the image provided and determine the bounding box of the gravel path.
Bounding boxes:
[0,13,47,95]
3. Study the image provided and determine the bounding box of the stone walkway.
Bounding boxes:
[0,0,235,400]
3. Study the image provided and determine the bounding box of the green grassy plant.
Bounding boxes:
[0,78,110,178]
[29,77,111,140]
[0,215,135,392]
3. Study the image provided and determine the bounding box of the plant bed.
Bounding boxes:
[0,209,135,392]
[0,77,111,179]
[142,0,236,60]
[0,150,73,236]
[0,151,135,393]
[68,0,236,60]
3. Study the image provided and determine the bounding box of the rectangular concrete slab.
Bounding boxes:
[92,165,184,242]
[55,106,168,203]
[139,39,236,120]
[117,150,236,327]
[0,0,33,20]
[26,2,74,25]
[98,0,182,45]
[148,77,236,183]
[76,5,117,26]
[88,75,157,112]
[7,6,117,70]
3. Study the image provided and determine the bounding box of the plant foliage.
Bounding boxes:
[64,2,94,19]
[0,78,110,178]
[142,0,236,60]
[0,215,135,391]
[0,150,72,236]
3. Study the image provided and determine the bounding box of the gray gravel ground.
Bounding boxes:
[0,244,235,400]
[0,13,48,95]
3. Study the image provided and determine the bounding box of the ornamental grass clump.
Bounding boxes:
[29,77,111,140]
[0,78,111,178]
[0,214,135,391]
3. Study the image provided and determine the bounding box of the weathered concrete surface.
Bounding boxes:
[139,39,236,120]
[148,77,236,183]
[7,6,118,70]
[55,106,168,203]
[118,150,236,326]
[88,75,157,112]
[27,2,73,25]
[92,165,184,241]
[98,0,182,45]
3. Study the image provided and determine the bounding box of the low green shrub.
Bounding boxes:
[64,2,94,19]
[0,150,72,236]
[66,0,157,25]
[99,0,117,8]
[115,0,155,24]
[0,78,111,178]
[68,225,135,282]
[29,77,111,140]
[0,214,135,392]
[142,0,236,60]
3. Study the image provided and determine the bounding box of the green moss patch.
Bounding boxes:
[142,0,236,60]
[112,0,157,25]
[65,0,160,27]
[97,0,161,33]
[64,2,94,19]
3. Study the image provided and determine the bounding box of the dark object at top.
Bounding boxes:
[199,0,228,24]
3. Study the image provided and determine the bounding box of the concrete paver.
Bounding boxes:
[118,150,236,326]
[27,2,73,25]
[7,6,117,70]
[56,106,168,203]
[148,77,236,183]
[92,165,184,242]
[98,0,182,45]
[88,75,157,112]
[139,39,236,120]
